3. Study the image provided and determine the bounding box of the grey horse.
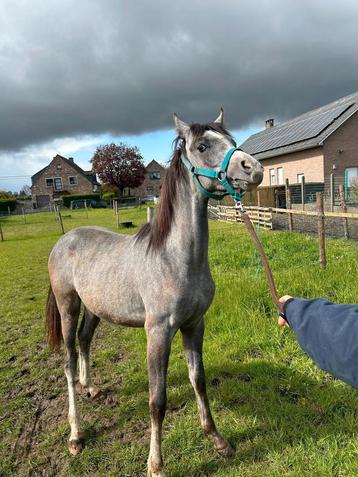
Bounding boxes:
[46,110,263,476]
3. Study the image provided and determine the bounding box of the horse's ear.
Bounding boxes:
[214,108,224,125]
[173,113,190,138]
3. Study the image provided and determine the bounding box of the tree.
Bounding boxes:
[19,185,31,198]
[0,190,15,199]
[91,143,146,196]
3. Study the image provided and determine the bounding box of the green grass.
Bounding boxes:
[1,208,358,476]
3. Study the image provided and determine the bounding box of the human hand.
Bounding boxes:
[278,295,293,327]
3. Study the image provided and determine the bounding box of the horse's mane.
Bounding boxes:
[135,122,235,252]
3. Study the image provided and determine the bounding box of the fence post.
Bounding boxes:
[301,176,305,211]
[57,206,65,235]
[316,192,326,269]
[0,222,3,241]
[147,207,154,223]
[8,206,10,216]
[257,189,261,207]
[285,179,293,232]
[338,184,349,239]
[330,172,335,212]
[22,207,27,224]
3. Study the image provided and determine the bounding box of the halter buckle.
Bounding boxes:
[218,170,227,180]
[235,200,244,212]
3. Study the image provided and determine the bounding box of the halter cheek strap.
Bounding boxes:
[181,147,243,201]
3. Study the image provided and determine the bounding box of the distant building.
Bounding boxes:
[130,159,166,199]
[240,91,358,203]
[31,154,100,208]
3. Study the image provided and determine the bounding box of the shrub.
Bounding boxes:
[61,193,101,208]
[0,199,17,212]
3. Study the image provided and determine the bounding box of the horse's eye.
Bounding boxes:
[197,143,208,153]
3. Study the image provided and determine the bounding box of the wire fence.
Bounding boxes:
[242,173,358,215]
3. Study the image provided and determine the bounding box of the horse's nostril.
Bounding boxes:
[240,160,251,171]
[252,170,263,184]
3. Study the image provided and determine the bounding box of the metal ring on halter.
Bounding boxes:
[218,170,227,180]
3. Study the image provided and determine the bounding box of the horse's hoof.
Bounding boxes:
[217,442,235,458]
[68,438,83,455]
[86,386,100,399]
[147,459,164,476]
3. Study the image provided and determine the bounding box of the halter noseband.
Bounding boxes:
[181,147,243,201]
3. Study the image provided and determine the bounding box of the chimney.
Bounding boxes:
[68,157,74,163]
[265,118,274,129]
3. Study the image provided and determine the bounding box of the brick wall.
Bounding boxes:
[259,148,324,187]
[130,160,166,198]
[32,156,95,207]
[323,111,358,185]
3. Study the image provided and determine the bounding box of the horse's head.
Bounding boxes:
[173,110,263,198]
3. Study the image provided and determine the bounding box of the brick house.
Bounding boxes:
[31,154,100,208]
[240,91,358,204]
[130,159,166,199]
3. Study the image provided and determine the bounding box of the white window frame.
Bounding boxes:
[345,167,358,186]
[277,167,284,185]
[297,173,304,184]
[54,177,63,190]
[68,175,78,186]
[269,168,276,185]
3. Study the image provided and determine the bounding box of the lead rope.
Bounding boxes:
[235,200,287,319]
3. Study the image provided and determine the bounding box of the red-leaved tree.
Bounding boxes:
[91,143,146,196]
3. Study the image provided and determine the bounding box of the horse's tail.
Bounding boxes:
[45,285,63,351]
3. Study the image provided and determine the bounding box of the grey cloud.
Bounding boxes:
[0,0,358,151]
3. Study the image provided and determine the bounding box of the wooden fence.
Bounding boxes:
[209,192,358,268]
[216,205,273,229]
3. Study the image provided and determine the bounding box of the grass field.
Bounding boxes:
[1,207,358,477]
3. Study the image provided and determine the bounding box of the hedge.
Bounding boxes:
[61,193,101,208]
[0,199,17,212]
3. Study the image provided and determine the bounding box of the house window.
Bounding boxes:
[68,176,78,186]
[297,174,304,184]
[149,171,161,180]
[269,168,276,185]
[54,177,63,190]
[277,167,284,185]
[345,167,358,201]
[46,178,54,187]
[345,167,358,187]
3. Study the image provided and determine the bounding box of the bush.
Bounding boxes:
[61,193,101,208]
[0,199,17,212]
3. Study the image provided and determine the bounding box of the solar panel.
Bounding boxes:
[242,102,353,155]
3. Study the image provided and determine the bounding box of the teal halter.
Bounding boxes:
[181,147,243,201]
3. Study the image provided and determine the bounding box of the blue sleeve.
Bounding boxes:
[284,298,358,388]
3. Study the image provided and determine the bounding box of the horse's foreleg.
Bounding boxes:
[59,294,83,455]
[181,319,234,457]
[78,308,100,398]
[145,321,174,477]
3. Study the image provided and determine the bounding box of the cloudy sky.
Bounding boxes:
[1,0,357,191]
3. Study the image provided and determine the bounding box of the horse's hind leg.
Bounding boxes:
[58,291,83,455]
[181,318,234,457]
[78,307,100,398]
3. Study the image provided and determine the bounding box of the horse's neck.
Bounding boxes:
[168,177,209,267]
